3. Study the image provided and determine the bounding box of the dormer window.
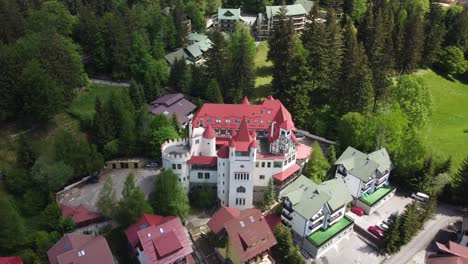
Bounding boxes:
[235,119,241,124]
[260,110,264,114]
[216,118,221,123]
[246,119,250,124]
[207,118,212,123]
[226,119,231,123]
[199,120,204,127]
[267,110,271,114]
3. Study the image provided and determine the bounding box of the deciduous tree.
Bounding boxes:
[97,177,118,219]
[152,170,190,221]
[117,173,153,226]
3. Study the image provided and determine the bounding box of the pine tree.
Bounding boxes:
[117,173,153,227]
[264,178,275,206]
[272,224,294,263]
[305,141,330,184]
[152,170,190,221]
[451,156,468,206]
[268,5,295,99]
[205,30,228,92]
[401,8,424,72]
[94,97,115,151]
[227,23,256,103]
[0,0,25,44]
[326,145,337,164]
[206,79,224,103]
[423,3,446,66]
[16,134,36,169]
[399,202,422,244]
[169,58,192,94]
[128,79,145,109]
[382,215,402,253]
[337,18,374,115]
[0,196,27,251]
[97,177,118,219]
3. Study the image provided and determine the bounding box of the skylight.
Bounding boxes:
[249,216,255,223]
[240,221,245,227]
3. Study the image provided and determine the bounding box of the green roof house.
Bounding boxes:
[335,147,395,214]
[279,175,353,257]
[257,4,308,40]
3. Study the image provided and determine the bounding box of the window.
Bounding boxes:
[260,175,265,180]
[240,165,244,168]
[199,120,204,127]
[260,120,264,124]
[207,118,212,123]
[234,173,249,180]
[267,162,271,168]
[274,161,282,168]
[204,173,210,179]
[216,118,221,123]
[284,160,287,166]
[235,119,241,124]
[261,162,266,168]
[267,110,271,114]
[195,139,200,144]
[172,164,176,170]
[255,162,259,167]
[237,186,246,193]
[179,178,181,182]
[226,119,231,124]
[260,110,264,114]
[177,164,182,169]
[198,173,203,179]
[268,120,271,125]
[246,119,250,124]
[235,151,249,157]
[235,198,246,205]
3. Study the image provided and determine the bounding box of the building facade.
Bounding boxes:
[161,96,311,210]
[256,4,307,40]
[334,147,392,199]
[279,175,353,258]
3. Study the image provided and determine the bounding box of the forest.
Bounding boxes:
[0,0,468,262]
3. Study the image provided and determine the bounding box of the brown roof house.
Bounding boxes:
[208,207,277,264]
[47,234,115,264]
[149,93,196,127]
[427,241,468,264]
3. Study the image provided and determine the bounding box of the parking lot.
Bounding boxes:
[349,192,413,234]
[317,192,413,263]
[59,168,160,212]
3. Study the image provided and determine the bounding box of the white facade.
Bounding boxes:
[161,139,191,192]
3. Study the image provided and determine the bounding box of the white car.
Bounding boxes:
[380,223,389,231]
[411,192,429,202]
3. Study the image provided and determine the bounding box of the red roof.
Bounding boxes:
[60,204,101,226]
[242,96,250,105]
[297,143,312,160]
[214,208,277,262]
[202,124,216,139]
[427,256,468,264]
[436,241,468,259]
[192,96,294,135]
[136,217,193,264]
[273,163,301,181]
[47,234,115,264]
[217,145,230,159]
[207,207,241,234]
[0,257,23,264]
[188,156,217,165]
[265,213,281,233]
[125,214,175,249]
[229,117,256,151]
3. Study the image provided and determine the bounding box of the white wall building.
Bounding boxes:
[161,96,312,209]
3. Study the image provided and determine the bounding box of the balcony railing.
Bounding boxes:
[283,204,293,213]
[309,220,323,230]
[281,211,293,221]
[328,212,342,222]
[310,211,324,221]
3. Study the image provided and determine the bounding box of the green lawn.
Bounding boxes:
[359,186,395,206]
[307,216,353,247]
[415,69,468,168]
[254,42,272,100]
[68,83,127,125]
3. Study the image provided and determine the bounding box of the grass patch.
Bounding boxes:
[307,216,353,247]
[68,83,127,126]
[359,186,395,206]
[254,42,272,100]
[416,69,468,168]
[105,227,135,264]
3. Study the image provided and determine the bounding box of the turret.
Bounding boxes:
[200,124,216,156]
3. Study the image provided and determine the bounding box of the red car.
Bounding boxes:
[351,206,364,216]
[368,225,384,239]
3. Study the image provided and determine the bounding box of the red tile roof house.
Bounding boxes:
[149,93,197,127]
[0,256,23,264]
[125,214,195,264]
[208,207,277,264]
[47,234,115,264]
[427,241,468,264]
[60,204,103,228]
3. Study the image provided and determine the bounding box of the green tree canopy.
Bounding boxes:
[305,141,331,184]
[117,173,153,226]
[152,169,190,221]
[437,46,467,76]
[97,177,118,219]
[32,156,74,192]
[0,196,27,251]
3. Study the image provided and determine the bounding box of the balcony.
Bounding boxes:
[283,204,293,213]
[309,220,323,230]
[361,184,372,193]
[310,211,324,222]
[328,212,343,223]
[337,169,347,177]
[376,178,387,187]
[281,211,293,221]
[377,171,390,179]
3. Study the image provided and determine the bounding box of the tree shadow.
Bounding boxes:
[254,84,272,99]
[425,229,457,252]
[256,65,273,78]
[430,67,468,84]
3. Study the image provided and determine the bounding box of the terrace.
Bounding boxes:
[307,216,353,247]
[359,186,395,206]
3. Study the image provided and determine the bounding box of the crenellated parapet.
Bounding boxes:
[161,138,191,160]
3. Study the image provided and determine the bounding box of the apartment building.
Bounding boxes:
[256,4,308,40]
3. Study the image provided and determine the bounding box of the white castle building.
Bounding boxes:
[161,96,311,209]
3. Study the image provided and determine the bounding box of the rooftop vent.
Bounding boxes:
[240,221,245,227]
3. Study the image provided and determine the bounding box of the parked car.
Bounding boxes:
[368,225,384,239]
[411,192,429,202]
[379,223,389,231]
[351,206,364,216]
[294,131,305,138]
[145,162,159,168]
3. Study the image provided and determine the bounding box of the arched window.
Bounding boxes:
[237,186,246,193]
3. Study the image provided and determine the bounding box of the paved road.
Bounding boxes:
[382,204,461,264]
[90,78,130,87]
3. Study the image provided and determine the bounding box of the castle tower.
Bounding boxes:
[200,124,216,156]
